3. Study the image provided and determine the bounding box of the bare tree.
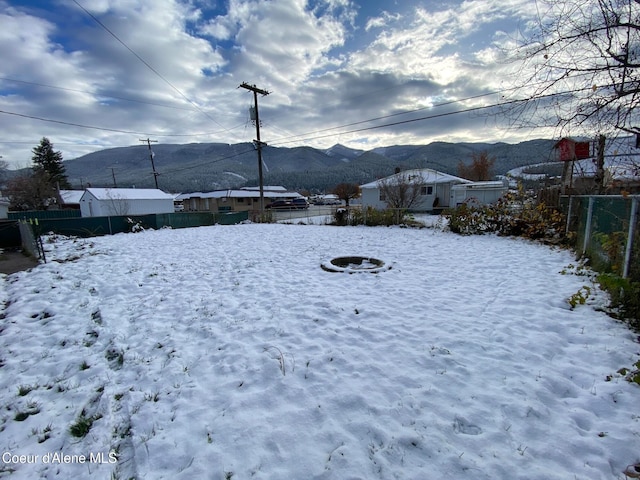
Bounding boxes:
[105,189,131,216]
[457,151,496,181]
[504,0,640,137]
[5,171,57,210]
[377,170,425,210]
[332,183,360,207]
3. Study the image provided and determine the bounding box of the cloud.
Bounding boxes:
[364,11,401,32]
[0,0,556,172]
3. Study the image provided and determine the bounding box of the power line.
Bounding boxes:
[0,77,200,112]
[268,89,511,144]
[269,86,597,147]
[83,145,258,185]
[0,83,601,154]
[71,0,228,131]
[0,110,242,138]
[0,109,152,135]
[63,85,625,186]
[149,89,591,179]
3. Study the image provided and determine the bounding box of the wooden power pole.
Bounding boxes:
[239,82,270,220]
[139,138,159,189]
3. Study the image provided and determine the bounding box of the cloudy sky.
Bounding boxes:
[0,0,550,169]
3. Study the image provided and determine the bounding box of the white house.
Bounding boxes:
[79,188,175,217]
[361,168,508,211]
[361,169,472,211]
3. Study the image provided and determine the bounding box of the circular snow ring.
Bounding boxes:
[321,256,390,274]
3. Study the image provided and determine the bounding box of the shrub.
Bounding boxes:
[446,202,493,235]
[340,206,410,226]
[445,186,569,244]
[597,273,640,330]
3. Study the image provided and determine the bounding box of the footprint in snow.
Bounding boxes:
[453,416,482,435]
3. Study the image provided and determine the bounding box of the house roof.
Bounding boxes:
[240,186,288,192]
[451,180,508,190]
[83,188,175,201]
[59,190,84,204]
[360,168,471,189]
[176,189,303,200]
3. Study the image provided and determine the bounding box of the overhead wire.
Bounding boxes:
[0,83,595,176]
[0,110,243,138]
[269,85,597,147]
[0,77,201,112]
[116,87,598,182]
[70,0,229,131]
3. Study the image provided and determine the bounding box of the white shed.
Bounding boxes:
[79,188,175,217]
[450,180,509,206]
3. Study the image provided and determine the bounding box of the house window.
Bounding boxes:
[379,191,386,201]
[420,185,433,195]
[237,197,245,203]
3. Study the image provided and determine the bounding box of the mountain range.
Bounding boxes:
[57,139,559,193]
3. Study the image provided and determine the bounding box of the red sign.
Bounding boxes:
[555,138,590,161]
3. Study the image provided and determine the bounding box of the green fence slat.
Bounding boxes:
[8,210,81,220]
[23,211,248,239]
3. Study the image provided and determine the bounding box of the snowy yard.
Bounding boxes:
[1,222,639,479]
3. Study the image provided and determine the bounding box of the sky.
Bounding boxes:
[0,0,549,169]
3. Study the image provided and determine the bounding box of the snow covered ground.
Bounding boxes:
[1,221,639,479]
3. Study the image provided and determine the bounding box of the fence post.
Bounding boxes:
[565,196,574,235]
[582,196,595,255]
[623,197,638,279]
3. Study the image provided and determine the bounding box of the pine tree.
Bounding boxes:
[32,137,70,189]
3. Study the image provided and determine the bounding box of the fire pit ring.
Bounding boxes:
[321,256,391,274]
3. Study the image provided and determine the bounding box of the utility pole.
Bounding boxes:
[139,138,159,189]
[238,82,270,220]
[109,167,117,188]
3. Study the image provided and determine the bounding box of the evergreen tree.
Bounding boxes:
[32,137,70,189]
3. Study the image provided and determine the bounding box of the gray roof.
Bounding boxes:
[360,168,471,189]
[83,188,174,201]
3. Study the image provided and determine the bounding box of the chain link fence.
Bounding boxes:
[18,220,46,262]
[563,195,639,281]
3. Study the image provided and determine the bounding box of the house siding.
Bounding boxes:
[80,190,175,217]
[361,180,461,211]
[451,182,508,206]
[180,188,300,213]
[360,169,508,211]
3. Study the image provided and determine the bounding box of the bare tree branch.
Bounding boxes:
[377,171,425,210]
[503,0,640,137]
